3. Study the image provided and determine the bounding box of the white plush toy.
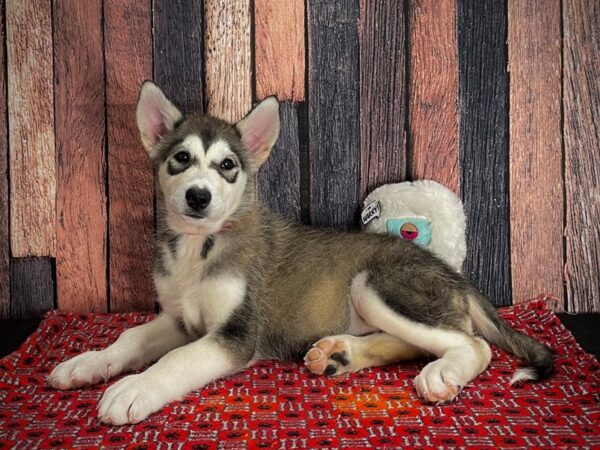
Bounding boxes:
[361,180,467,273]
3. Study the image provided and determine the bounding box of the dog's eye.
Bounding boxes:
[174,151,190,163]
[220,158,235,170]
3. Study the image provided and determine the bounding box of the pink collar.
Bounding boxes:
[217,221,235,235]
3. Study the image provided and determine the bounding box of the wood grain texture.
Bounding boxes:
[204,0,252,122]
[54,0,107,313]
[457,0,511,306]
[308,0,360,228]
[508,1,563,305]
[153,0,204,113]
[6,0,55,257]
[255,0,305,101]
[105,0,155,312]
[359,0,407,202]
[408,0,459,193]
[10,258,54,319]
[563,0,600,313]
[257,102,301,220]
[0,0,9,318]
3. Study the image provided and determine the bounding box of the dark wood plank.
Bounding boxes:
[255,0,305,101]
[408,0,459,193]
[104,0,154,312]
[10,258,54,319]
[0,0,9,318]
[153,0,203,113]
[54,0,107,312]
[257,102,301,220]
[359,0,407,202]
[508,1,563,305]
[563,0,600,313]
[6,0,55,257]
[457,0,510,306]
[205,0,252,121]
[308,0,360,228]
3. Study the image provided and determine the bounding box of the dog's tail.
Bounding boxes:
[467,291,554,385]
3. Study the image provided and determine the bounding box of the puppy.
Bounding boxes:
[48,82,553,425]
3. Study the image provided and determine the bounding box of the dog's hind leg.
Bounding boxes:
[304,332,425,376]
[350,272,492,403]
[48,313,188,390]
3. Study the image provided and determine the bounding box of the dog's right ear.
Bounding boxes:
[136,81,183,157]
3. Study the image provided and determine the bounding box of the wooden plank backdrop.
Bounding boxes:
[0,0,9,318]
[359,0,406,203]
[6,0,56,257]
[457,0,511,306]
[309,0,360,228]
[105,0,154,312]
[1,0,599,316]
[407,0,459,193]
[563,0,600,313]
[508,1,563,305]
[54,0,106,313]
[255,0,304,220]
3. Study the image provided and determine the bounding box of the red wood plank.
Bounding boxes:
[408,0,459,193]
[359,0,407,202]
[508,1,563,305]
[254,0,305,101]
[6,0,55,257]
[563,0,600,313]
[0,0,9,318]
[104,0,154,312]
[54,0,107,312]
[205,0,252,121]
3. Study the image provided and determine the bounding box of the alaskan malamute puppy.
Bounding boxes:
[48,82,553,425]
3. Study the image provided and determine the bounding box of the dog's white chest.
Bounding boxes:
[154,235,246,336]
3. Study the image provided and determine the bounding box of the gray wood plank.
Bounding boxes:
[457,0,511,306]
[359,0,407,202]
[10,257,54,319]
[153,0,204,113]
[308,0,360,229]
[258,102,301,220]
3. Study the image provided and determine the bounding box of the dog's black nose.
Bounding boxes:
[185,187,211,211]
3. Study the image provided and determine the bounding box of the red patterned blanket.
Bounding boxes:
[1,300,599,449]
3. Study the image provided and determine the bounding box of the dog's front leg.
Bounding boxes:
[97,331,252,425]
[48,313,188,390]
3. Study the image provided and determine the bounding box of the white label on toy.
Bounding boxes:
[361,201,381,225]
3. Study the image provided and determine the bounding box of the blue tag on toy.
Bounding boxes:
[386,217,432,246]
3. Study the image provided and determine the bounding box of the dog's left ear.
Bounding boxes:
[236,97,280,168]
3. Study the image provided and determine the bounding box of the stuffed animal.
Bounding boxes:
[361,180,466,273]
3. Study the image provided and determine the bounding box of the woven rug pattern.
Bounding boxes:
[0,300,599,449]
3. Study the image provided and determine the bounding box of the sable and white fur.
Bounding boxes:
[48,82,554,425]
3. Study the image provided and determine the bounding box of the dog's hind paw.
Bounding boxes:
[304,336,352,376]
[414,359,463,404]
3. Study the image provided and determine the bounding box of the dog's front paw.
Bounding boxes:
[98,374,166,425]
[48,351,115,390]
[414,359,463,404]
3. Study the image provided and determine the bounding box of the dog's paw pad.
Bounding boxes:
[304,337,352,376]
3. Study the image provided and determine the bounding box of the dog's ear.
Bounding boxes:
[235,97,280,168]
[136,81,183,156]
